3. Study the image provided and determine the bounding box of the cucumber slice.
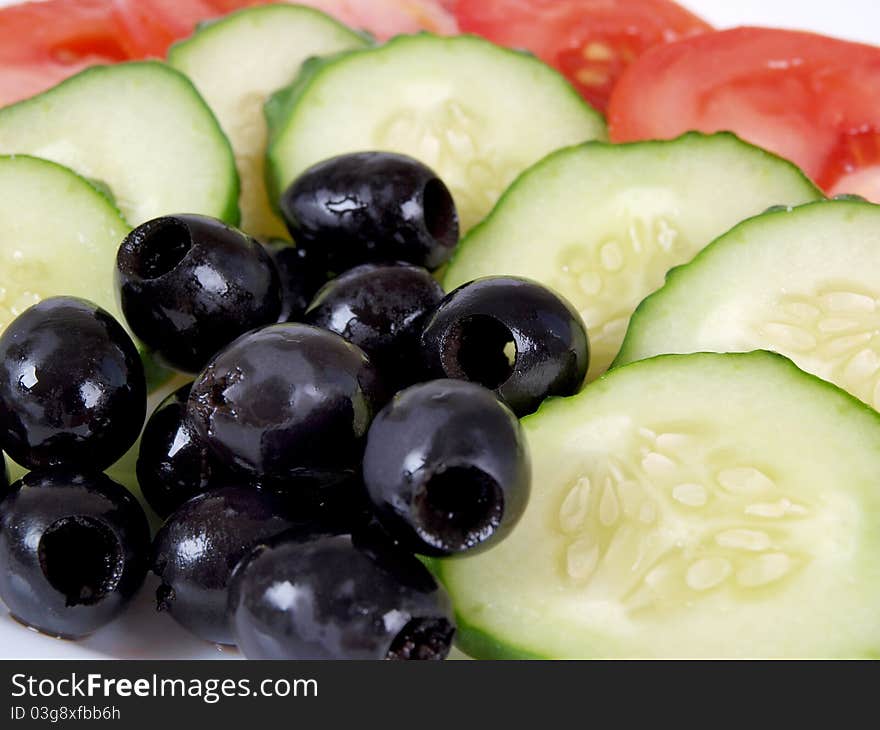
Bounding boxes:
[616,200,880,411]
[444,133,823,379]
[265,34,606,232]
[437,351,880,659]
[0,62,239,226]
[169,5,368,239]
[0,155,129,331]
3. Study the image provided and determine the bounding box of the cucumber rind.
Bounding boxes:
[168,3,368,59]
[451,616,545,660]
[264,50,361,212]
[265,33,606,230]
[439,350,880,659]
[0,153,129,225]
[0,154,130,323]
[169,4,368,236]
[613,199,880,384]
[447,130,822,277]
[0,61,240,226]
[443,131,823,379]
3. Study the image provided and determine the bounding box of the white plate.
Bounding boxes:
[0,0,877,659]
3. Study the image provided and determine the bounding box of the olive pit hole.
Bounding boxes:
[442,314,517,389]
[125,218,192,280]
[386,617,455,660]
[38,517,123,607]
[414,466,504,552]
[422,178,459,247]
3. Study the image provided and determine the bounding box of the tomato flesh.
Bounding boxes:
[821,128,880,200]
[608,27,880,200]
[0,0,128,106]
[453,0,711,112]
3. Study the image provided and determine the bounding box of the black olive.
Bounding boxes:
[304,263,444,389]
[136,383,239,520]
[0,296,146,472]
[187,324,386,487]
[116,214,282,373]
[151,486,299,645]
[229,528,455,660]
[280,151,459,273]
[0,471,150,639]
[420,276,589,416]
[362,379,530,557]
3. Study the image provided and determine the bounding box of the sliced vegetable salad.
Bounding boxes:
[0,0,878,660]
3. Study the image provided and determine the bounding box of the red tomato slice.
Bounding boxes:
[822,129,880,200]
[607,27,880,201]
[111,0,223,58]
[0,0,129,107]
[452,0,711,112]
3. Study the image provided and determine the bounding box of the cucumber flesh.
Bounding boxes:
[444,133,823,379]
[0,62,239,226]
[616,200,880,411]
[438,351,880,658]
[266,34,606,232]
[0,155,129,332]
[169,5,368,239]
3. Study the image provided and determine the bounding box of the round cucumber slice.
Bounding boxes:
[0,155,129,331]
[0,62,239,226]
[437,352,880,658]
[169,5,368,239]
[444,133,823,380]
[616,200,880,412]
[265,34,606,232]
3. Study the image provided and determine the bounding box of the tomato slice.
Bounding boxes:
[821,129,880,200]
[452,0,711,112]
[111,0,223,58]
[0,0,129,107]
[607,27,880,201]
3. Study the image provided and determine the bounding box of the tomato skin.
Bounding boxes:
[608,27,880,198]
[453,0,711,112]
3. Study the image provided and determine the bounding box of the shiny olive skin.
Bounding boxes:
[304,263,444,389]
[116,214,282,373]
[0,472,150,639]
[188,324,385,487]
[420,276,590,416]
[229,529,455,660]
[280,152,459,273]
[0,297,146,472]
[136,384,240,520]
[151,486,299,645]
[363,380,530,557]
[261,240,331,322]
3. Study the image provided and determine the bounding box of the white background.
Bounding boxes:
[0,0,876,659]
[680,0,880,44]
